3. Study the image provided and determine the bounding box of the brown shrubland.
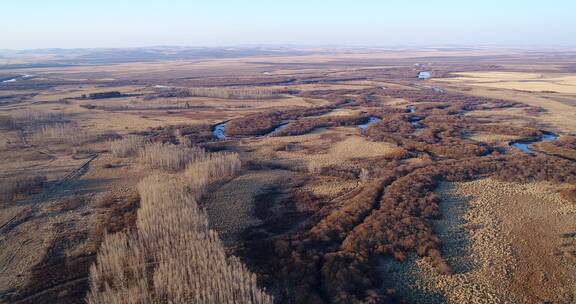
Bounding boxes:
[275,114,369,137]
[146,124,214,145]
[234,88,576,303]
[534,135,576,160]
[268,154,576,303]
[225,105,339,136]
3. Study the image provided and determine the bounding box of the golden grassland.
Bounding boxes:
[439,71,576,94]
[242,127,404,172]
[442,72,576,94]
[444,85,576,133]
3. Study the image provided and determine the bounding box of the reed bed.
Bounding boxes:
[87,150,272,304]
[30,123,93,145]
[13,110,67,124]
[188,87,278,100]
[138,142,206,171]
[109,135,147,157]
[184,152,241,198]
[148,87,279,100]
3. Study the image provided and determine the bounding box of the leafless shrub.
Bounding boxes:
[109,135,146,157]
[138,142,206,171]
[225,106,336,137]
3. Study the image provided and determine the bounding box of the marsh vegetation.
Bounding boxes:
[1,48,575,304]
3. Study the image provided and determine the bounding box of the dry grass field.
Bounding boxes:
[1,47,576,304]
[442,71,576,94]
[382,178,575,304]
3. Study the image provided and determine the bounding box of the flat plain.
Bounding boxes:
[1,47,575,304]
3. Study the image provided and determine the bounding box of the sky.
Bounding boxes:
[1,1,575,49]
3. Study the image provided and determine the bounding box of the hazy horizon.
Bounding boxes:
[1,1,575,49]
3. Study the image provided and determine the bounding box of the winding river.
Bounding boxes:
[510,132,559,154]
[212,122,290,140]
[1,74,32,84]
[272,123,288,133]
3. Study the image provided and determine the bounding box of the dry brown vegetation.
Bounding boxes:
[275,114,369,137]
[0,175,46,203]
[2,48,576,304]
[534,135,576,160]
[11,110,67,124]
[560,186,576,204]
[263,154,576,303]
[184,152,241,198]
[146,87,279,100]
[88,143,270,303]
[225,104,345,136]
[108,135,147,157]
[30,124,95,146]
[225,86,576,303]
[147,124,214,145]
[362,93,542,159]
[138,142,206,171]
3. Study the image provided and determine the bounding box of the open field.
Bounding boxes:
[441,71,576,94]
[1,47,576,304]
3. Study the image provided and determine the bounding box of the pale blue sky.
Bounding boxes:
[1,1,575,49]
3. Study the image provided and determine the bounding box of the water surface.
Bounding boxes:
[213,122,227,139]
[510,132,559,154]
[358,116,381,134]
